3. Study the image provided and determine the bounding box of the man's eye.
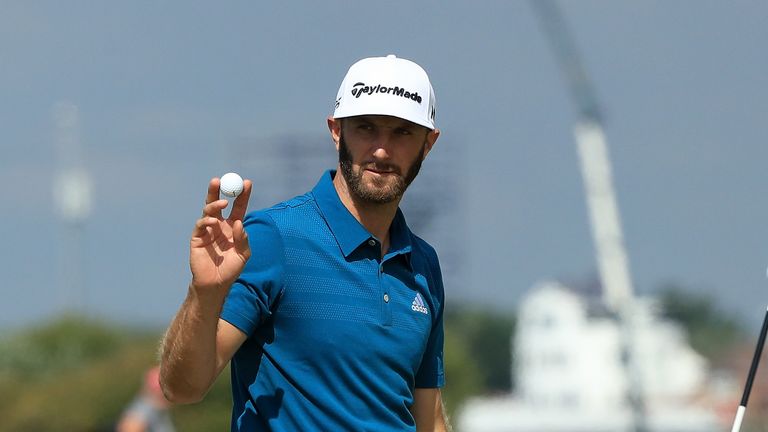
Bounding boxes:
[357,124,374,131]
[395,128,412,135]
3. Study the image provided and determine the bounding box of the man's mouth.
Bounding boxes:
[364,165,398,176]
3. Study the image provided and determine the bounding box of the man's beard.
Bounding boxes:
[338,134,425,204]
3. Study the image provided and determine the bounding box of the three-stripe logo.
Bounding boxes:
[411,293,429,314]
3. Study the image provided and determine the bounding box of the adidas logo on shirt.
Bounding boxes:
[411,293,429,315]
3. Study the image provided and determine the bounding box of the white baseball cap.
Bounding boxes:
[333,55,436,130]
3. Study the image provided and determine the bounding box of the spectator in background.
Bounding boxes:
[116,366,175,432]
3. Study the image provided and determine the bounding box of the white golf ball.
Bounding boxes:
[220,172,244,198]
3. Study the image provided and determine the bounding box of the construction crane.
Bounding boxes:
[529,1,647,430]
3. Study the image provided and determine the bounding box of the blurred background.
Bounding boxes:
[1,1,767,430]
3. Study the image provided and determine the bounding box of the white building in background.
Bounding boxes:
[458,280,722,432]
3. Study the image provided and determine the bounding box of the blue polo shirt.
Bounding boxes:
[220,170,445,432]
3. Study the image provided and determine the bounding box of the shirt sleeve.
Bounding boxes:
[414,247,446,388]
[220,210,285,337]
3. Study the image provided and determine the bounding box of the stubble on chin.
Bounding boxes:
[337,134,426,205]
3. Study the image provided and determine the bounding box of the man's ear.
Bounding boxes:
[327,116,342,151]
[422,128,440,159]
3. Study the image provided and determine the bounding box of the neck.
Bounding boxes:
[333,169,400,254]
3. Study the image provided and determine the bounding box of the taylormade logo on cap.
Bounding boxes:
[350,82,423,104]
[333,54,436,130]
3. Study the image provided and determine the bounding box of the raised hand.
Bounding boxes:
[189,177,253,293]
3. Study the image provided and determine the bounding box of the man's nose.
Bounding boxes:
[371,132,394,158]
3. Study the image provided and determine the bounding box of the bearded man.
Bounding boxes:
[160,55,449,432]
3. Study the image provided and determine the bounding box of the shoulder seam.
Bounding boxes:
[264,193,315,213]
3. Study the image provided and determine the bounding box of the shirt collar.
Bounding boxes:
[312,170,413,260]
[388,208,413,257]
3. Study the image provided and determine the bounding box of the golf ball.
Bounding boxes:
[220,172,244,198]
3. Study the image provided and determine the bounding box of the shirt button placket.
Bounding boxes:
[380,262,392,326]
[370,238,392,326]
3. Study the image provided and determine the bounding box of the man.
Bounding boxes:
[160,55,449,431]
[117,366,176,432]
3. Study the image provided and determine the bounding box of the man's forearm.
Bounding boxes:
[412,388,452,432]
[433,397,452,432]
[159,285,225,404]
[439,401,452,432]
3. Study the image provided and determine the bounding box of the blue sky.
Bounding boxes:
[2,1,766,332]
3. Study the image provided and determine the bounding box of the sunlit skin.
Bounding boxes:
[327,115,440,256]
